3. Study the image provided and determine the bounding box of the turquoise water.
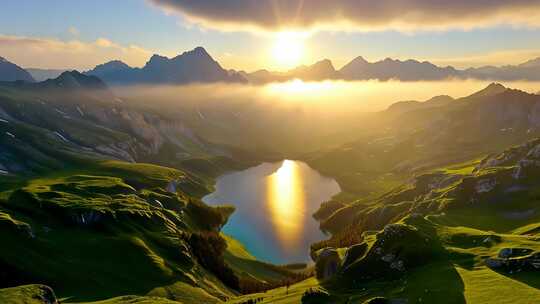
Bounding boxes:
[203,160,340,264]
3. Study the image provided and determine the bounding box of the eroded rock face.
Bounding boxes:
[314,247,342,280]
[72,211,103,226]
[95,141,137,162]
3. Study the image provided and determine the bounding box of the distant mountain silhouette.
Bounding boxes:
[86,47,247,85]
[288,59,338,80]
[41,71,108,90]
[386,95,454,115]
[340,57,460,81]
[246,56,540,83]
[26,68,66,81]
[85,60,132,83]
[8,48,540,85]
[0,71,108,92]
[0,56,35,82]
[245,59,338,83]
[465,57,540,80]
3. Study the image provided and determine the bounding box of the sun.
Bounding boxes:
[272,31,307,69]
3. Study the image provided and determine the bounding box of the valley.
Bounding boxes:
[0,53,539,304]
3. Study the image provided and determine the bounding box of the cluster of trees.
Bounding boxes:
[312,200,346,221]
[185,199,235,231]
[187,230,314,295]
[187,231,240,290]
[310,223,364,253]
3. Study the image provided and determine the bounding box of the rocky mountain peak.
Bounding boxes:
[469,82,507,98]
[313,59,336,71]
[174,46,212,62]
[89,60,131,73]
[49,70,107,90]
[351,56,369,65]
[0,56,35,82]
[146,54,169,66]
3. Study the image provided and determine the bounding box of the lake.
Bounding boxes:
[203,160,341,264]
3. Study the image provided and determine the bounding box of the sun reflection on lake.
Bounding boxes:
[203,160,340,262]
[267,160,306,248]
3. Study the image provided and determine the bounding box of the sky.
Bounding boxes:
[2,0,540,71]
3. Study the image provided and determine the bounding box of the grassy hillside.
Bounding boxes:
[229,138,540,303]
[0,159,238,302]
[228,216,539,303]
[0,77,251,180]
[307,84,540,200]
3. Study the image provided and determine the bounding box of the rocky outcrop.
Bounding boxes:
[72,211,103,226]
[486,248,540,272]
[475,178,497,193]
[341,223,440,280]
[0,284,58,304]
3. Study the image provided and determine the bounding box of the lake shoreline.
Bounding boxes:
[203,159,341,264]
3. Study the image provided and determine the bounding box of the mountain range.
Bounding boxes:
[247,56,540,82]
[85,47,247,85]
[2,47,540,86]
[81,51,540,83]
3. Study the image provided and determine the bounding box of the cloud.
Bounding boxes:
[149,0,540,32]
[431,49,540,69]
[0,35,153,69]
